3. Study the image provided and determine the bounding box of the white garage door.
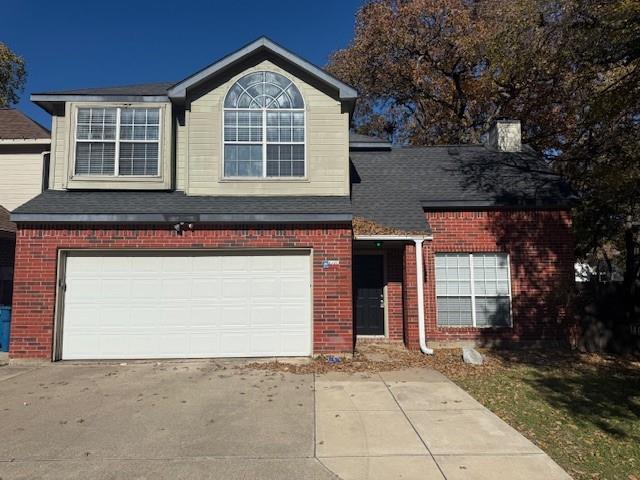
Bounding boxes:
[60,252,312,360]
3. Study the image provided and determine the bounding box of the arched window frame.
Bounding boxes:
[222,71,306,179]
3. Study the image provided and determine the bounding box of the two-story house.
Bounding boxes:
[9,38,574,361]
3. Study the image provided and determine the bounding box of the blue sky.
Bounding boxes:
[4,0,362,127]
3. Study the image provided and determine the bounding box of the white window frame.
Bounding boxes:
[222,73,306,180]
[435,252,513,328]
[73,106,162,178]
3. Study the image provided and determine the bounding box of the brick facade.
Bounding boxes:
[11,209,575,359]
[10,224,353,359]
[402,243,420,348]
[386,249,404,341]
[420,209,575,347]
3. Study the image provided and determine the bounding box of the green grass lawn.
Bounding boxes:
[450,351,640,480]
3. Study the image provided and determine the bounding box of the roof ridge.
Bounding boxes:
[398,143,485,148]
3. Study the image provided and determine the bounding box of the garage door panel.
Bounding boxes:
[66,278,103,302]
[161,278,192,298]
[64,305,103,329]
[251,278,280,298]
[250,332,282,355]
[281,278,310,299]
[101,257,132,274]
[222,255,249,272]
[130,256,162,273]
[249,255,280,271]
[192,279,221,298]
[102,279,131,299]
[250,306,279,326]
[283,255,309,272]
[126,308,156,327]
[282,305,310,325]
[100,334,136,357]
[162,256,192,273]
[221,306,250,327]
[99,306,133,328]
[63,334,100,359]
[192,256,222,272]
[280,333,310,355]
[188,333,221,355]
[190,306,221,325]
[157,333,188,355]
[222,278,250,299]
[220,332,251,355]
[61,252,312,360]
[131,279,162,299]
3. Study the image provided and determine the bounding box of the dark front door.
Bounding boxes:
[354,255,385,335]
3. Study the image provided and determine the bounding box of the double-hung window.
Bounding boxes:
[75,107,161,176]
[223,71,305,178]
[435,253,512,327]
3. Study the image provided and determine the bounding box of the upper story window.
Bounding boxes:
[75,107,160,176]
[223,71,305,178]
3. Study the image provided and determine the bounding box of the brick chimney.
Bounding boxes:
[487,119,521,152]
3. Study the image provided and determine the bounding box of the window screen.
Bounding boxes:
[75,107,160,176]
[435,253,511,327]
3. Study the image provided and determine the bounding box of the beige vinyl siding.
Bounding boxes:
[51,113,66,189]
[175,117,187,190]
[0,149,45,210]
[185,60,349,196]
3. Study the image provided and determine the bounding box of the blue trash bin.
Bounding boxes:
[0,306,11,352]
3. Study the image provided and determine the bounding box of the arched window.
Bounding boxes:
[223,71,305,178]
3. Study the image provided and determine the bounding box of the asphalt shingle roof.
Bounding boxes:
[0,109,50,140]
[349,133,388,144]
[12,145,572,232]
[34,82,175,97]
[0,206,15,233]
[350,145,574,233]
[13,190,351,217]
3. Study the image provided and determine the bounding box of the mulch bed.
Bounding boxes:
[245,343,506,378]
[245,342,640,378]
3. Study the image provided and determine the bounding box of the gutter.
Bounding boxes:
[0,138,51,145]
[353,234,434,355]
[10,212,353,224]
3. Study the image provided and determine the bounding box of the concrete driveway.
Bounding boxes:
[0,361,571,480]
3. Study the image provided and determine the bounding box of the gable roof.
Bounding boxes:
[0,109,50,140]
[168,37,357,103]
[31,37,358,114]
[350,145,574,233]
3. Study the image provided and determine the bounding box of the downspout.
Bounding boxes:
[414,238,433,355]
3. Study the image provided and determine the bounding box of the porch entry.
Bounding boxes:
[354,254,385,335]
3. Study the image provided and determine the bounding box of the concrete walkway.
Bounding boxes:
[315,368,572,480]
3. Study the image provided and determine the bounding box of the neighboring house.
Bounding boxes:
[9,38,574,361]
[0,109,50,307]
